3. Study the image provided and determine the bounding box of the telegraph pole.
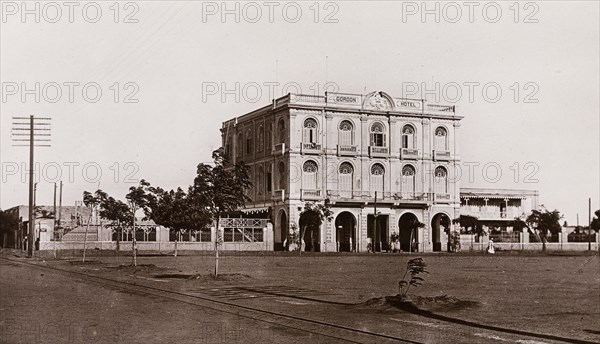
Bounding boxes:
[53,183,57,239]
[374,191,378,253]
[58,181,63,226]
[12,116,51,257]
[589,198,592,251]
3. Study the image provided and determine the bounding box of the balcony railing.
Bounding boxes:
[400,148,420,160]
[337,145,357,156]
[301,142,322,154]
[272,189,285,201]
[272,143,285,155]
[434,193,451,202]
[427,104,455,113]
[289,93,326,104]
[393,192,431,202]
[460,209,519,220]
[369,146,389,158]
[301,189,321,200]
[433,150,451,161]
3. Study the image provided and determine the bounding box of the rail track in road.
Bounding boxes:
[1,257,421,344]
[3,256,597,344]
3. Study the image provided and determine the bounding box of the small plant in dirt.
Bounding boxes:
[398,258,429,298]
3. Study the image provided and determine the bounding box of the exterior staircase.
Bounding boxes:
[61,225,100,241]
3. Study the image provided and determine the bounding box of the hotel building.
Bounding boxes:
[221,91,468,252]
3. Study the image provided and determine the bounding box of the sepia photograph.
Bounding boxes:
[1,1,599,343]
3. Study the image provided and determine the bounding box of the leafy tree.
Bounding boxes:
[526,206,562,251]
[145,186,212,256]
[82,189,107,262]
[99,196,132,251]
[189,148,251,276]
[298,199,333,255]
[126,180,154,266]
[398,258,429,298]
[591,209,600,232]
[407,218,425,253]
[452,215,483,236]
[509,218,529,232]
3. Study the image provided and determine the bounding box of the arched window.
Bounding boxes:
[370,163,385,195]
[338,162,354,198]
[370,122,386,147]
[402,125,415,149]
[245,166,253,198]
[278,161,286,190]
[303,118,318,144]
[338,120,354,146]
[303,160,318,190]
[434,127,448,151]
[257,165,264,195]
[266,122,273,150]
[257,125,264,152]
[266,164,272,192]
[236,133,243,158]
[245,129,253,155]
[434,166,448,194]
[278,119,285,144]
[401,165,416,194]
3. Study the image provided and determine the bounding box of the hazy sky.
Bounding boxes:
[1,1,599,225]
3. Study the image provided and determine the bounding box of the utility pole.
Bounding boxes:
[33,182,38,208]
[58,181,63,226]
[589,198,592,251]
[53,183,57,239]
[374,191,378,253]
[12,116,51,257]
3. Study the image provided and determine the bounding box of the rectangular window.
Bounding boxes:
[339,130,352,146]
[224,229,234,242]
[253,229,264,242]
[200,229,211,242]
[266,171,272,192]
[371,133,385,147]
[371,175,384,194]
[435,136,446,151]
[303,172,317,190]
[234,229,244,242]
[339,174,352,198]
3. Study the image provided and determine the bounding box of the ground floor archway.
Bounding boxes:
[335,212,356,252]
[398,212,420,252]
[367,214,389,252]
[275,210,288,251]
[431,213,451,252]
[299,212,321,252]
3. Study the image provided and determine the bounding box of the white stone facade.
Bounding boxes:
[221,91,464,252]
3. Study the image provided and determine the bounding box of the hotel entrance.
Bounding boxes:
[335,212,356,252]
[367,214,389,252]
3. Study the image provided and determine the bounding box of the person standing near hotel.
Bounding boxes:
[487,238,495,254]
